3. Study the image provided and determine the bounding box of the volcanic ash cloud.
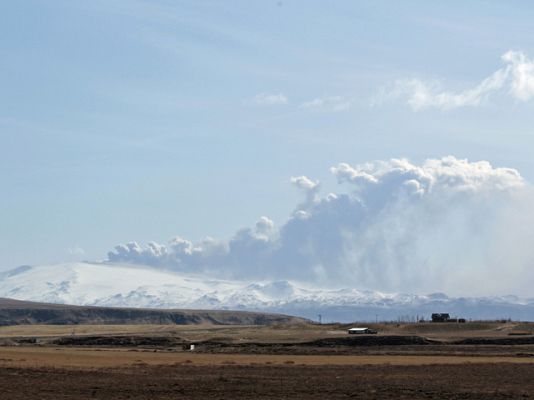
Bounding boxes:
[108,156,534,297]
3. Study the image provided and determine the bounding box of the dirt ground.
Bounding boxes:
[2,322,534,398]
[2,346,534,368]
[2,363,534,399]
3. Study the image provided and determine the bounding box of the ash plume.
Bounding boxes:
[108,156,534,296]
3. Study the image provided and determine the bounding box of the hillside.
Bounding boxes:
[0,298,306,326]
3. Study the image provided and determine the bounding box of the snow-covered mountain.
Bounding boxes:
[1,262,534,322]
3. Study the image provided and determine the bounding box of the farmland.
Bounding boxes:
[2,320,534,398]
[2,299,534,398]
[2,357,534,399]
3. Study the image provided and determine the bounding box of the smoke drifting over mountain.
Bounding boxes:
[108,156,534,296]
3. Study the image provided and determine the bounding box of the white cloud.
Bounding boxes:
[331,156,523,193]
[503,50,534,101]
[255,216,274,235]
[107,156,534,296]
[251,92,288,105]
[290,175,320,205]
[249,93,353,112]
[376,50,534,110]
[330,162,379,184]
[300,96,352,112]
[290,175,319,191]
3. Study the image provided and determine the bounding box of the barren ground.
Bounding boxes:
[2,321,534,398]
[2,363,534,399]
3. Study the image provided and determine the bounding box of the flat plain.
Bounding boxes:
[2,321,534,398]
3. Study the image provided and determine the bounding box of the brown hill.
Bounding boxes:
[0,298,306,326]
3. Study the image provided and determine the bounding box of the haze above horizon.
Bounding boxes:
[3,1,534,297]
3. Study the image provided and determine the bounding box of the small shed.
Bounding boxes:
[348,327,377,334]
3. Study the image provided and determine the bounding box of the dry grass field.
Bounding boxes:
[0,319,529,342]
[2,321,534,398]
[2,346,534,368]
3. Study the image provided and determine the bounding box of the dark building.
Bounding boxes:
[431,313,451,322]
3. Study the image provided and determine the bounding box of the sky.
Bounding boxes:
[3,1,534,288]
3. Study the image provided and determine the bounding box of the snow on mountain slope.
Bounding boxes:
[1,262,534,322]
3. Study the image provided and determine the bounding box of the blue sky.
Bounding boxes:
[3,0,534,269]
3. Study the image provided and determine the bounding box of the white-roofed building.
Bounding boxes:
[347,327,377,334]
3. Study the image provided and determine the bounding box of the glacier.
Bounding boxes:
[1,262,534,322]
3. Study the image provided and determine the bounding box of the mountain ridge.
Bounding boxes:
[1,262,534,322]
